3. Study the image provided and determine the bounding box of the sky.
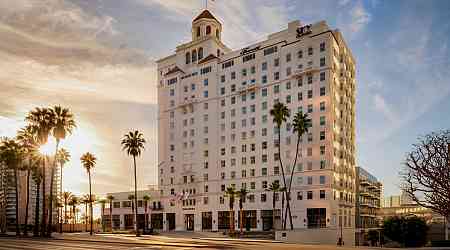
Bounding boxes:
[0,0,449,199]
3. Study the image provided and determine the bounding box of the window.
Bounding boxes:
[262,128,267,136]
[203,78,209,86]
[262,102,268,110]
[298,92,303,101]
[222,60,234,69]
[274,58,279,67]
[286,95,291,104]
[262,75,267,84]
[192,50,197,62]
[274,72,280,81]
[196,26,200,37]
[320,160,326,169]
[297,176,303,185]
[262,167,267,175]
[250,66,256,74]
[263,46,278,56]
[250,182,256,189]
[297,77,303,87]
[243,53,256,63]
[297,191,303,200]
[198,47,204,60]
[320,176,325,184]
[308,47,313,56]
[261,194,267,202]
[262,181,268,189]
[320,72,325,81]
[307,74,313,84]
[320,57,326,67]
[320,131,325,140]
[307,176,313,185]
[186,52,191,64]
[320,87,326,96]
[297,50,303,58]
[307,104,313,113]
[297,163,303,172]
[286,53,291,62]
[250,169,255,177]
[307,191,313,200]
[242,170,247,178]
[206,25,211,34]
[231,71,236,79]
[320,145,326,155]
[274,85,280,94]
[308,90,313,99]
[262,62,267,71]
[307,208,326,228]
[320,190,326,199]
[231,96,236,104]
[320,101,326,111]
[320,42,326,52]
[274,166,280,175]
[320,116,326,126]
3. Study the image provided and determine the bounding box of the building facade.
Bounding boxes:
[156,9,356,242]
[354,167,382,245]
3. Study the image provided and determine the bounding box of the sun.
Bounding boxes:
[39,139,56,155]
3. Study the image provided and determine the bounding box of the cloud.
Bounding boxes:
[349,1,371,33]
[373,94,397,125]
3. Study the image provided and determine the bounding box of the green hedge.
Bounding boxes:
[431,240,450,247]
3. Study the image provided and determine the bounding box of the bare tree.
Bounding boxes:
[402,130,450,240]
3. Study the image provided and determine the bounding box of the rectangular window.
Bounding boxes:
[274,85,280,94]
[286,53,291,62]
[320,190,326,199]
[274,72,280,81]
[286,95,291,104]
[203,78,209,86]
[231,71,236,79]
[262,167,267,176]
[307,176,313,185]
[320,176,325,184]
[201,66,212,75]
[263,46,278,56]
[320,42,326,52]
[320,102,325,111]
[307,191,313,200]
[308,104,313,113]
[320,57,326,67]
[221,75,226,83]
[320,131,325,140]
[222,60,234,69]
[320,160,326,169]
[297,191,303,200]
[307,74,313,84]
[262,62,267,71]
[308,47,313,56]
[262,88,268,96]
[250,66,256,74]
[298,50,303,59]
[320,87,326,96]
[243,53,256,63]
[274,58,280,67]
[320,72,326,81]
[308,90,313,99]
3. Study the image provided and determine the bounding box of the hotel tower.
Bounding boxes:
[156,9,356,243]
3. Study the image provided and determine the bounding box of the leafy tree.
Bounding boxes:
[80,152,96,235]
[270,102,291,230]
[121,130,146,236]
[402,130,450,240]
[383,216,428,247]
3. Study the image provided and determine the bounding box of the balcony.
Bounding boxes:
[238,83,259,93]
[179,97,197,107]
[293,67,318,78]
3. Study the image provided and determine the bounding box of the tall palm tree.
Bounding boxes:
[80,152,96,235]
[236,188,248,234]
[98,199,107,232]
[266,181,281,230]
[17,125,39,236]
[62,191,72,225]
[143,195,150,233]
[224,186,237,233]
[26,107,55,236]
[48,106,76,236]
[121,130,146,236]
[270,102,290,230]
[0,138,23,236]
[82,194,90,232]
[128,194,135,214]
[284,111,311,230]
[31,161,43,236]
[57,148,70,233]
[106,195,114,232]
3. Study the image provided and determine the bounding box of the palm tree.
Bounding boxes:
[224,186,237,233]
[31,161,43,236]
[48,106,76,236]
[266,181,281,230]
[82,194,90,232]
[62,191,72,225]
[236,188,248,234]
[26,107,55,236]
[57,148,70,233]
[107,195,114,232]
[98,199,107,232]
[0,138,23,236]
[128,194,135,214]
[80,152,96,235]
[284,111,311,230]
[121,130,146,236]
[17,125,39,236]
[143,195,150,233]
[69,196,79,232]
[270,102,290,230]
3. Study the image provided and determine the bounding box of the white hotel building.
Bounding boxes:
[155,9,356,243]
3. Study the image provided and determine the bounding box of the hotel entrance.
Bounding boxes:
[166,213,176,231]
[185,214,194,231]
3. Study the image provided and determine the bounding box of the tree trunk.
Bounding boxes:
[14,169,20,236]
[110,201,113,232]
[85,203,88,232]
[101,205,105,232]
[240,203,243,234]
[133,155,139,236]
[276,124,289,230]
[285,135,301,230]
[89,171,93,235]
[33,180,40,237]
[24,168,31,236]
[47,139,59,236]
[272,191,276,230]
[281,192,285,230]
[445,216,449,241]
[41,156,46,237]
[144,202,147,232]
[59,163,63,234]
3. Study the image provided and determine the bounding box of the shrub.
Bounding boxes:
[383,216,428,247]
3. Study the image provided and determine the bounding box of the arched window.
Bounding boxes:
[216,29,220,39]
[198,47,204,60]
[217,49,221,57]
[192,50,197,62]
[186,52,190,64]
[206,25,211,35]
[196,26,201,37]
